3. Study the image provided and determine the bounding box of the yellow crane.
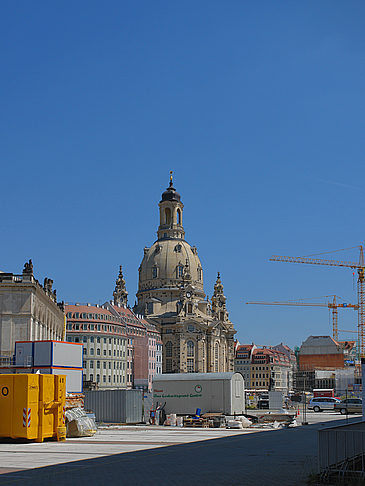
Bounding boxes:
[269,245,365,358]
[246,295,358,341]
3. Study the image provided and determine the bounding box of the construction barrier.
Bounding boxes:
[0,374,66,442]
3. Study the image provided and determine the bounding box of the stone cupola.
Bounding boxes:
[157,171,185,240]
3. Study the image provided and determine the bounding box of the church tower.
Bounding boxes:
[209,272,236,372]
[113,265,128,307]
[211,272,229,321]
[157,171,185,241]
[136,174,236,373]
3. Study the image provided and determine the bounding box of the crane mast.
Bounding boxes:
[357,247,365,360]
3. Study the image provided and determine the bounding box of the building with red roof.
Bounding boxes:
[65,266,162,392]
[235,343,291,393]
[65,303,128,389]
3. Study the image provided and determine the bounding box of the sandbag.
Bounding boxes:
[65,407,97,437]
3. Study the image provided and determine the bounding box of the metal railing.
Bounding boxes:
[319,421,365,481]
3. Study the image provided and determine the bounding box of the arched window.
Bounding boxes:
[152,266,158,279]
[177,265,184,278]
[187,340,195,372]
[197,267,202,281]
[166,341,172,358]
[187,302,193,314]
[214,342,219,372]
[165,207,171,225]
[177,208,181,225]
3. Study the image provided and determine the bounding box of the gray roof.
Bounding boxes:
[153,372,241,381]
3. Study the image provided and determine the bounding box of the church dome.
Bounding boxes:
[160,184,181,202]
[138,239,204,291]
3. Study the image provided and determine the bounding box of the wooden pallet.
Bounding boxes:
[183,418,211,428]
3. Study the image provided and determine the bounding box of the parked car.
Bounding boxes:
[308,397,340,412]
[334,398,362,414]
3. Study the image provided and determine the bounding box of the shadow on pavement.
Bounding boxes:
[0,417,360,486]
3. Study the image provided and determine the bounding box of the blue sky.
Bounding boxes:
[1,1,365,348]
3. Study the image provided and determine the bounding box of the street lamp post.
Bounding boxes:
[302,375,308,425]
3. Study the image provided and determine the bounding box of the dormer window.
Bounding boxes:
[152,266,158,279]
[177,265,184,278]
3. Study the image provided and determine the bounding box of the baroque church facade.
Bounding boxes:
[134,176,236,374]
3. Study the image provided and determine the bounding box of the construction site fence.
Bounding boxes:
[84,389,142,424]
[318,421,365,476]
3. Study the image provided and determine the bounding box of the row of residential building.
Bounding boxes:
[234,336,360,396]
[234,343,296,394]
[65,301,162,391]
[64,264,162,392]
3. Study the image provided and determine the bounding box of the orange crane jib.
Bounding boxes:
[246,298,358,343]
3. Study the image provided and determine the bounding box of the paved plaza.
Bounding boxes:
[0,414,361,485]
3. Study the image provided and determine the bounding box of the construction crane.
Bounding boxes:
[246,295,358,341]
[269,245,365,358]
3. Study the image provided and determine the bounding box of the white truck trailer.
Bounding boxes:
[152,372,245,415]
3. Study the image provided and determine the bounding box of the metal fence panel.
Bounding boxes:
[319,421,365,471]
[84,389,142,423]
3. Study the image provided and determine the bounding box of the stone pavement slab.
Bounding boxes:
[0,426,262,470]
[0,417,359,485]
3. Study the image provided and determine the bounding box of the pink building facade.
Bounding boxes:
[106,303,161,392]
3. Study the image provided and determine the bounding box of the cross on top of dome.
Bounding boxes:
[160,171,181,202]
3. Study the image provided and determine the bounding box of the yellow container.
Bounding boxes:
[37,374,66,442]
[0,374,66,442]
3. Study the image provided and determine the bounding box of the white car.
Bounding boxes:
[308,397,340,412]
